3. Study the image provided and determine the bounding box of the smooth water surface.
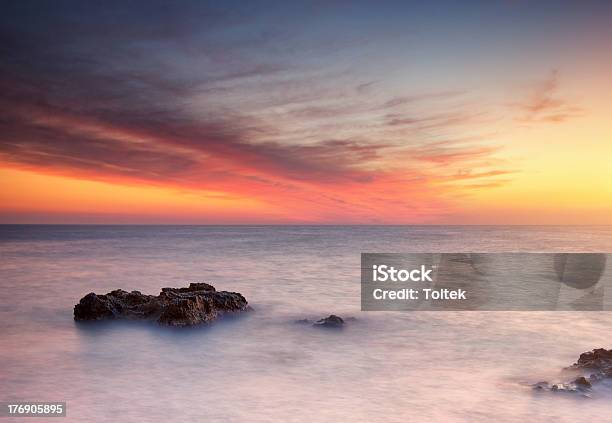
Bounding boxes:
[1,225,612,422]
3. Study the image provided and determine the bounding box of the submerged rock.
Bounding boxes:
[74,283,249,327]
[295,315,356,328]
[313,314,345,329]
[532,377,592,395]
[531,348,612,395]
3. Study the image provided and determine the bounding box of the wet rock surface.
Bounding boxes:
[74,283,249,327]
[532,377,592,395]
[295,315,352,329]
[573,348,612,373]
[531,348,612,395]
[314,314,345,328]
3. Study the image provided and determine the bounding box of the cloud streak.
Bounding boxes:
[516,70,584,124]
[0,0,525,223]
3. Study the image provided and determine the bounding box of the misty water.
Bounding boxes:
[1,225,612,422]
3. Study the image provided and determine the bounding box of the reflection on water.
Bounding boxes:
[1,225,612,422]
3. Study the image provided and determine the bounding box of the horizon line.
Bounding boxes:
[1,223,611,227]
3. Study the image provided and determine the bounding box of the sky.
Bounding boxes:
[1,0,611,224]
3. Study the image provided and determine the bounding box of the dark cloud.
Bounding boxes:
[0,125,196,181]
[0,96,389,187]
[0,1,391,187]
[0,0,510,202]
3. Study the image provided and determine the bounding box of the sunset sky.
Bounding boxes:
[1,1,611,224]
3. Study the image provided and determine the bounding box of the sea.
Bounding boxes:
[1,225,612,422]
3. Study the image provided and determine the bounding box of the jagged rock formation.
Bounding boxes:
[74,283,249,327]
[532,348,612,395]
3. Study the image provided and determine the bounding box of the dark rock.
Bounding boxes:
[313,315,344,329]
[531,380,589,394]
[295,316,355,327]
[532,348,612,395]
[74,283,249,327]
[532,381,549,390]
[573,376,592,388]
[573,348,612,371]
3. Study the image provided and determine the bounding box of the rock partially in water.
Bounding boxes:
[572,348,612,373]
[74,283,249,327]
[531,348,612,395]
[295,315,356,328]
[573,376,592,388]
[313,314,345,329]
[532,377,592,395]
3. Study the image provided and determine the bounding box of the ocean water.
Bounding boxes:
[1,225,612,422]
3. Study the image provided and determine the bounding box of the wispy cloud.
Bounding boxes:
[382,90,466,108]
[515,70,584,123]
[411,141,501,165]
[0,0,521,223]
